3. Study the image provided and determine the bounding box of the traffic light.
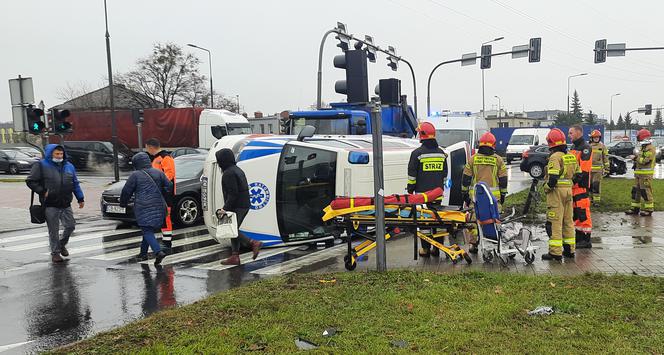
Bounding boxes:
[645,104,652,115]
[481,44,492,69]
[364,35,377,63]
[52,109,72,133]
[387,46,399,71]
[334,49,369,103]
[26,106,45,135]
[132,109,144,124]
[529,37,541,63]
[594,39,607,63]
[334,22,350,52]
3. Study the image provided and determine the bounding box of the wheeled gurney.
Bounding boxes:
[322,189,474,271]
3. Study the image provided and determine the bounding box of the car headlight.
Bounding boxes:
[17,160,29,164]
[117,154,125,159]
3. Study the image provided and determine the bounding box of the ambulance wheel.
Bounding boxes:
[482,252,493,263]
[344,255,357,271]
[463,253,473,264]
[525,252,535,264]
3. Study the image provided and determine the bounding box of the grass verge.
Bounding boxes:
[504,177,664,215]
[53,271,664,354]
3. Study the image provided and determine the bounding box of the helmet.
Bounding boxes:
[479,132,496,149]
[637,129,651,142]
[546,128,567,148]
[417,122,436,141]
[590,130,602,138]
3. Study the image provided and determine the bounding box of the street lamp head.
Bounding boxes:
[187,43,197,48]
[614,93,621,96]
[494,36,505,41]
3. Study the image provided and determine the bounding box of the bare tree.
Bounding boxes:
[117,42,205,108]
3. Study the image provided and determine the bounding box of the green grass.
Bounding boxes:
[504,177,664,215]
[52,271,664,354]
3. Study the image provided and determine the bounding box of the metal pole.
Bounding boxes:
[567,75,571,116]
[104,0,119,182]
[316,29,335,109]
[481,69,486,119]
[427,59,463,116]
[401,58,418,118]
[370,98,386,272]
[495,95,502,127]
[208,50,214,108]
[137,123,143,152]
[236,95,240,114]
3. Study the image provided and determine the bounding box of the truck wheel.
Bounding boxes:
[529,163,544,179]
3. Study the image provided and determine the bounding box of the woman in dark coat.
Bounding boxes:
[120,152,172,265]
[216,148,262,265]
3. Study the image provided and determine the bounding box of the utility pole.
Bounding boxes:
[104,0,120,182]
[370,98,386,272]
[481,37,504,119]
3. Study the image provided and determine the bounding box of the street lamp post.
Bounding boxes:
[103,0,119,182]
[187,44,213,108]
[567,73,588,116]
[610,93,621,134]
[494,95,502,127]
[482,37,504,119]
[236,95,240,114]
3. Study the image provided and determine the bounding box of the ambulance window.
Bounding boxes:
[276,144,337,242]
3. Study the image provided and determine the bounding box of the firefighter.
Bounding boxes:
[589,130,609,206]
[568,124,593,249]
[542,128,579,261]
[407,122,448,257]
[145,138,175,250]
[625,129,656,216]
[461,132,508,254]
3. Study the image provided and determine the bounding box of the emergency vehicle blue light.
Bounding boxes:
[348,151,369,164]
[445,179,452,189]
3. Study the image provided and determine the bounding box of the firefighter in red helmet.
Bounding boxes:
[461,132,508,253]
[626,129,656,216]
[542,128,579,261]
[407,122,448,257]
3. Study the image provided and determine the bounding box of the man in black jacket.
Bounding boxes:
[215,148,262,265]
[26,144,84,262]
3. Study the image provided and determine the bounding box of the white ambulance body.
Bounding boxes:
[201,134,469,247]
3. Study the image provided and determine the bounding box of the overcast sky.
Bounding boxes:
[2,0,664,125]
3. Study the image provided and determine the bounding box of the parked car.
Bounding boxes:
[3,146,43,158]
[100,154,205,227]
[520,145,627,179]
[63,141,134,170]
[171,147,209,159]
[606,140,635,158]
[0,149,39,174]
[650,136,664,162]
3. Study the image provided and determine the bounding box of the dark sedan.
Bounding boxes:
[606,140,635,158]
[0,150,39,174]
[520,145,627,179]
[101,154,205,227]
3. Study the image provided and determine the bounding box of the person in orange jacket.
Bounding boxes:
[567,125,593,250]
[146,138,175,250]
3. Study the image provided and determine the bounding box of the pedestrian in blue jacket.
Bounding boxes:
[120,152,172,266]
[26,144,85,262]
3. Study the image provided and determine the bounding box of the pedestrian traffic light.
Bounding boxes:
[52,109,72,133]
[480,44,492,69]
[132,109,144,124]
[529,37,541,63]
[334,49,369,103]
[594,39,607,63]
[386,46,399,71]
[645,104,652,115]
[26,106,45,135]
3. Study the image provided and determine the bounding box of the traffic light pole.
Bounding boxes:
[104,0,120,182]
[316,29,336,109]
[370,98,387,272]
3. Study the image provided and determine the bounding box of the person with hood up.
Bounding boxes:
[215,148,262,265]
[26,144,84,263]
[120,152,172,266]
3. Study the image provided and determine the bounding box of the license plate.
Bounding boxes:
[106,205,126,214]
[201,176,208,211]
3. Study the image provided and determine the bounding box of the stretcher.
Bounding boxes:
[474,182,538,265]
[323,190,474,271]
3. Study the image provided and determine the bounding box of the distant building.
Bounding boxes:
[248,111,281,134]
[52,84,165,111]
[476,109,565,128]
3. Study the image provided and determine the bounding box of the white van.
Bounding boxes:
[198,109,252,149]
[424,112,489,152]
[200,133,470,247]
[505,128,550,163]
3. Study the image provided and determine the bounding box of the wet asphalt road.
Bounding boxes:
[0,166,544,354]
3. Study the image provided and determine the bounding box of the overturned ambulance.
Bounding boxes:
[201,132,470,247]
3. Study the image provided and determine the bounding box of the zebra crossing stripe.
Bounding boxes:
[88,234,214,261]
[0,224,125,244]
[251,245,347,276]
[139,244,225,266]
[194,246,300,271]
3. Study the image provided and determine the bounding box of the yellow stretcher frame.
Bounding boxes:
[323,204,473,270]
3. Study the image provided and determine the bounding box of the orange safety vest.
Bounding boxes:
[570,144,593,233]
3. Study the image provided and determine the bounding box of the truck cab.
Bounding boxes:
[198,109,252,149]
[424,111,489,153]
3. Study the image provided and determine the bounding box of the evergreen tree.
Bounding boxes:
[570,90,583,120]
[654,110,663,134]
[617,114,624,130]
[584,110,597,125]
[624,113,632,131]
[608,118,616,130]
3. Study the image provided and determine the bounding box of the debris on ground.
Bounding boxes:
[390,340,409,348]
[528,306,554,316]
[322,328,337,337]
[295,338,318,350]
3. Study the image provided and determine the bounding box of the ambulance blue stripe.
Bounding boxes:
[247,140,286,147]
[241,230,282,246]
[238,149,282,161]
